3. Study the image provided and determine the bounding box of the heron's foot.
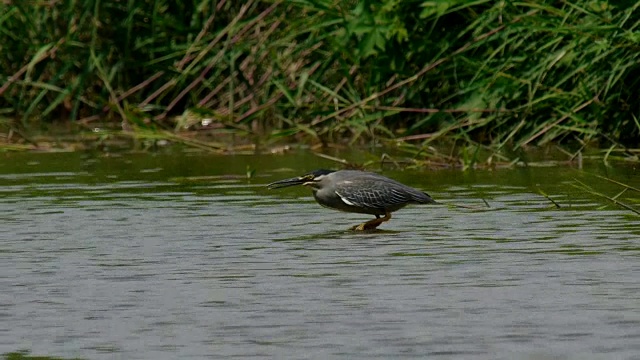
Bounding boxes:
[351,212,392,231]
[352,222,381,231]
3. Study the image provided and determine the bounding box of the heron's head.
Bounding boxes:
[267,169,335,190]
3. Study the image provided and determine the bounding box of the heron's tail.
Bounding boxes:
[412,191,438,204]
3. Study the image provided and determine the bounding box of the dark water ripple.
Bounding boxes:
[1,176,640,360]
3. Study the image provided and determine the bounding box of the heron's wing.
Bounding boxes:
[333,178,416,212]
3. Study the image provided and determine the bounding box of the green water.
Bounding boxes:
[1,151,640,359]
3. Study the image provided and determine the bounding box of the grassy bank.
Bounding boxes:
[1,1,639,165]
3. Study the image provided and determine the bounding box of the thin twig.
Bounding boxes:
[371,106,510,114]
[314,152,350,165]
[443,202,491,210]
[594,174,640,193]
[537,188,561,208]
[572,178,640,215]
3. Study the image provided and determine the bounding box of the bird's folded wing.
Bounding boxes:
[334,180,412,211]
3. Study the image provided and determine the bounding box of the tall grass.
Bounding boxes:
[1,1,639,161]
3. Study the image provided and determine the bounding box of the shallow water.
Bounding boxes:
[1,152,640,359]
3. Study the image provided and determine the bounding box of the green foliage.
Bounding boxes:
[1,0,639,162]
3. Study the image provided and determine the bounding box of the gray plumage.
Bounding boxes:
[312,170,435,215]
[267,169,436,230]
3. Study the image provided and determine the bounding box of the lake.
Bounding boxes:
[1,151,639,359]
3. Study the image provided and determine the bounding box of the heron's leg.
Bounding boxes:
[353,212,391,231]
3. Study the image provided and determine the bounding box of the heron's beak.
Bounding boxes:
[267,176,307,189]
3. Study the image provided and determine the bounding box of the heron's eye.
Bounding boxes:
[303,175,315,181]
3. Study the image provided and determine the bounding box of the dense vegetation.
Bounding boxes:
[1,0,639,163]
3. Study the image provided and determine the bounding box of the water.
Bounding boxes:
[1,152,640,359]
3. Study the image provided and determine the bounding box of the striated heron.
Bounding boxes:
[267,169,437,230]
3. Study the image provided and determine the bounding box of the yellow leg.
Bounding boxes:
[352,212,392,231]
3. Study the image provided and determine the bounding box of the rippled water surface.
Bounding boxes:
[1,152,640,359]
